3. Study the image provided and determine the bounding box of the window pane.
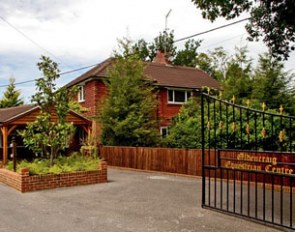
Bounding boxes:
[168,90,174,102]
[78,85,85,101]
[174,90,185,102]
[187,91,192,100]
[161,127,168,137]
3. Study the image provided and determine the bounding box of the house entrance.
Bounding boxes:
[200,93,295,230]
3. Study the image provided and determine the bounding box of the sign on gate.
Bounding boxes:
[201,92,295,230]
[219,150,295,176]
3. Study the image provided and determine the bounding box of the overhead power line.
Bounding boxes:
[174,18,251,43]
[0,63,98,88]
[0,15,70,68]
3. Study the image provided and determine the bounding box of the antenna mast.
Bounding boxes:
[165,9,172,31]
[164,9,172,54]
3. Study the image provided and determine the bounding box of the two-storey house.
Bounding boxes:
[65,51,220,138]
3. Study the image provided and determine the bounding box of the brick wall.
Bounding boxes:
[0,161,107,193]
[79,80,107,118]
[157,89,182,127]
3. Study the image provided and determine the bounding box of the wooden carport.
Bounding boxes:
[0,105,91,165]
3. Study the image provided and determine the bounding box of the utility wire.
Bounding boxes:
[200,33,247,51]
[0,63,98,88]
[0,15,70,68]
[0,17,251,88]
[174,18,250,43]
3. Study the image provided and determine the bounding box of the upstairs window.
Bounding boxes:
[78,85,85,102]
[168,89,191,104]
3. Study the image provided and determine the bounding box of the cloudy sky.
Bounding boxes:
[0,0,294,103]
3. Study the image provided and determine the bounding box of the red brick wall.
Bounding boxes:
[79,80,107,118]
[157,89,182,127]
[0,161,107,193]
[75,81,190,132]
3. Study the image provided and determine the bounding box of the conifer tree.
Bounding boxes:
[0,77,23,108]
[100,56,160,147]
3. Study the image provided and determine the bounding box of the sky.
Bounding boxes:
[0,0,294,103]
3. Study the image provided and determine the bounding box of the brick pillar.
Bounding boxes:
[99,161,107,182]
[20,168,30,177]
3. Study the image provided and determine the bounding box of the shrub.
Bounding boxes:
[6,152,101,175]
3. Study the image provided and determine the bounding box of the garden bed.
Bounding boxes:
[0,161,107,192]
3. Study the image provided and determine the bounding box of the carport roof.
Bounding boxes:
[0,105,37,125]
[0,104,91,126]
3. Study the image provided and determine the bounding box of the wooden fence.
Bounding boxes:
[100,146,204,176]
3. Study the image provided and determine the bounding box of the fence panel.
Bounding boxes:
[101,146,202,176]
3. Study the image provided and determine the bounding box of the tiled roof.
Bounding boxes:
[145,63,220,89]
[0,105,91,125]
[65,57,221,90]
[65,58,112,88]
[0,105,37,124]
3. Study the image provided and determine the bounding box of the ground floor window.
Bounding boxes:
[160,127,169,137]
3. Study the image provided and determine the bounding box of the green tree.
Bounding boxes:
[0,77,23,108]
[174,39,201,67]
[165,97,202,148]
[251,53,295,114]
[195,47,230,81]
[100,56,160,146]
[148,30,177,60]
[191,0,295,60]
[222,46,252,102]
[19,56,76,166]
[129,30,202,67]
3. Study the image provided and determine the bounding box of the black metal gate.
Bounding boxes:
[201,93,295,230]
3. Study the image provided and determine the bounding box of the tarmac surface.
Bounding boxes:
[0,168,285,232]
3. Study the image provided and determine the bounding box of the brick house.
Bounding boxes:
[65,51,220,138]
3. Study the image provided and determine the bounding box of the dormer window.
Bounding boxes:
[78,85,85,102]
[168,89,191,104]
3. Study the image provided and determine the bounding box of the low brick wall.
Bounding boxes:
[0,161,107,192]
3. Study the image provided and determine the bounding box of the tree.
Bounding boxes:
[0,77,23,108]
[165,97,202,148]
[191,0,295,60]
[19,56,76,166]
[128,30,202,67]
[100,56,160,147]
[251,53,295,114]
[174,39,201,67]
[222,46,252,102]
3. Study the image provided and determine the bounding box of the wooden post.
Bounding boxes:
[11,136,17,171]
[1,126,8,165]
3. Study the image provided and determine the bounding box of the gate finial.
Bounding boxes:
[279,105,284,115]
[232,95,235,104]
[262,102,266,112]
[246,99,250,107]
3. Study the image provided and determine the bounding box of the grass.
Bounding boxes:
[6,152,102,175]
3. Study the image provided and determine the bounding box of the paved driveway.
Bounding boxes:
[0,168,281,232]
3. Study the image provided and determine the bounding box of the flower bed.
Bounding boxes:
[0,161,107,192]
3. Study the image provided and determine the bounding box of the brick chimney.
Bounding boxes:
[152,50,172,65]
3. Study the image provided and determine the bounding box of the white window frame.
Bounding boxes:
[167,89,191,104]
[160,127,169,137]
[78,84,85,102]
